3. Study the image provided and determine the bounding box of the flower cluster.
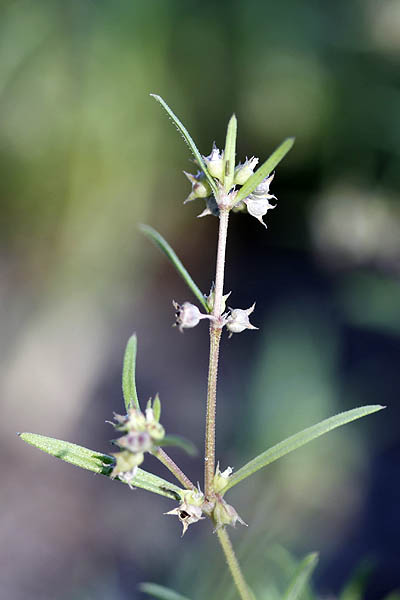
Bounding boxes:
[173,299,258,337]
[110,405,165,488]
[183,144,277,228]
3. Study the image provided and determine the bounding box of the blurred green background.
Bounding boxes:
[1,0,400,598]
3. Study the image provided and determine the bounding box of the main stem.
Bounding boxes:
[217,528,253,600]
[204,207,229,498]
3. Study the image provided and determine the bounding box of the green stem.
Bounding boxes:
[153,448,195,490]
[217,528,253,600]
[204,208,230,498]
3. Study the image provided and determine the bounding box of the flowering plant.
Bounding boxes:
[19,95,384,600]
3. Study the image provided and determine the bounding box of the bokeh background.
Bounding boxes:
[1,0,400,598]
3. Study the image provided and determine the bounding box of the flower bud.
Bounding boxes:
[213,497,247,530]
[146,420,165,441]
[226,303,258,337]
[234,156,259,186]
[111,408,146,432]
[165,487,205,536]
[110,450,144,488]
[184,171,212,203]
[117,430,153,453]
[173,301,214,332]
[213,463,233,494]
[203,144,224,180]
[206,285,231,314]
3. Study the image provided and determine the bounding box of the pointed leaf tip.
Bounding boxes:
[283,552,319,600]
[223,113,238,192]
[122,333,140,412]
[222,405,384,493]
[140,224,210,312]
[235,136,295,203]
[150,94,217,194]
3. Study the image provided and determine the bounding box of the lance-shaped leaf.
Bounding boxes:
[221,405,384,493]
[140,583,192,600]
[150,94,218,195]
[140,224,210,312]
[122,333,140,411]
[283,553,319,600]
[235,137,295,204]
[157,434,198,457]
[18,432,183,500]
[223,114,237,192]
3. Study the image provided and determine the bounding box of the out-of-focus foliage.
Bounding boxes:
[2,1,399,599]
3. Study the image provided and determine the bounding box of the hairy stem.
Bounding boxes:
[154,448,195,490]
[217,528,253,600]
[204,208,230,498]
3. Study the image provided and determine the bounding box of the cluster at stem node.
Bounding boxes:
[109,405,165,488]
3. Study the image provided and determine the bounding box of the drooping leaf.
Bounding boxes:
[157,434,197,457]
[140,583,192,600]
[223,114,237,192]
[235,137,295,204]
[150,94,218,195]
[18,432,183,500]
[283,553,318,600]
[140,224,209,312]
[221,405,385,493]
[122,333,140,411]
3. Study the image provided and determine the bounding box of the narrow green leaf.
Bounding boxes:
[235,137,295,203]
[140,224,210,312]
[222,405,385,493]
[18,432,183,500]
[283,553,318,600]
[140,583,191,600]
[150,94,218,195]
[153,393,161,422]
[122,334,140,411]
[223,114,237,191]
[157,434,197,457]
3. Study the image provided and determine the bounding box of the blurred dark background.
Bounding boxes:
[1,0,400,598]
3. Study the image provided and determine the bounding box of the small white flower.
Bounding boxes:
[234,156,259,186]
[244,173,277,228]
[226,303,258,337]
[213,463,233,493]
[165,488,205,536]
[173,301,215,332]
